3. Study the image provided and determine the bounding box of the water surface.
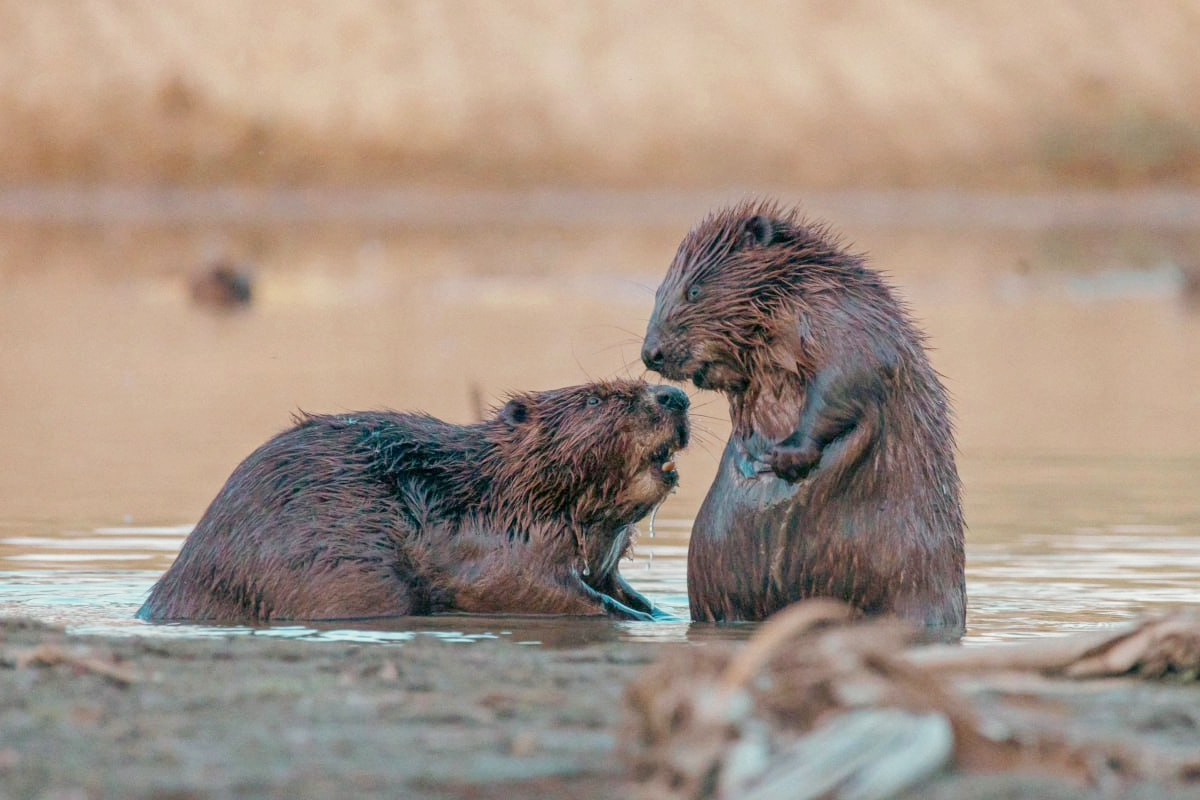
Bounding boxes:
[2,188,1198,645]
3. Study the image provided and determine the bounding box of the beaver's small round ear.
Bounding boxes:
[743,215,777,247]
[499,398,530,426]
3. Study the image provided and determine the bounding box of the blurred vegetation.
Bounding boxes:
[2,0,1199,188]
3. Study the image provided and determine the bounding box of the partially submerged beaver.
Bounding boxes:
[642,200,965,636]
[138,380,690,623]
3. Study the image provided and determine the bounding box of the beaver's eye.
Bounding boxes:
[686,284,701,302]
[586,395,600,406]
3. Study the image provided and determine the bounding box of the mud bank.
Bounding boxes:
[0,617,654,799]
[3,615,1200,799]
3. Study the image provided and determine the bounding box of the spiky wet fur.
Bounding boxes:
[138,379,688,622]
[645,199,966,635]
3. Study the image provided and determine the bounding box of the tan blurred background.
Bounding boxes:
[3,2,1200,639]
[3,0,1200,189]
[3,0,1200,517]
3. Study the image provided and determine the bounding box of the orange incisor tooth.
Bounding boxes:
[662,460,676,472]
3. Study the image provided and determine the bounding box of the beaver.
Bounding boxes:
[137,379,690,623]
[641,199,965,637]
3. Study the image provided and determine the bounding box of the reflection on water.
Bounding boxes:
[0,523,700,645]
[1,191,1198,646]
[3,452,1197,645]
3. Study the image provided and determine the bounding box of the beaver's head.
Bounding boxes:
[484,379,690,528]
[641,199,852,397]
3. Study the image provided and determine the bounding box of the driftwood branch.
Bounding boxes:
[623,602,1200,799]
[905,610,1200,679]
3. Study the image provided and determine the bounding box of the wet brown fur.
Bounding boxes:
[643,199,965,636]
[138,380,689,622]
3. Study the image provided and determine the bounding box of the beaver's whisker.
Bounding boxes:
[588,340,641,356]
[687,412,728,422]
[609,277,657,295]
[574,323,647,342]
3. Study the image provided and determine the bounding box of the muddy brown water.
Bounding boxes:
[1,189,1198,645]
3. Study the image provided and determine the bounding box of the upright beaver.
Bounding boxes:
[641,199,965,637]
[138,379,690,623]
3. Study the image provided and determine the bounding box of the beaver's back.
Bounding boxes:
[137,413,441,621]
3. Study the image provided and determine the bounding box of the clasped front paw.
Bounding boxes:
[765,440,821,483]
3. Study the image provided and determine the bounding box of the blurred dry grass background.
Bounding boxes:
[3,0,1200,189]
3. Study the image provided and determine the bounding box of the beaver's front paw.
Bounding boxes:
[765,440,821,483]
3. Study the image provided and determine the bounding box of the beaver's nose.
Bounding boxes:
[641,329,664,372]
[653,385,689,412]
[642,344,664,372]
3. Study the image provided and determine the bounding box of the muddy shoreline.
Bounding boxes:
[4,616,1200,800]
[0,616,657,799]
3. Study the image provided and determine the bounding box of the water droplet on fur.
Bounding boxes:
[581,564,591,576]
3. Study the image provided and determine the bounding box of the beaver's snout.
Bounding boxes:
[652,385,688,412]
[641,331,665,372]
[641,328,691,382]
[642,383,690,458]
[642,318,687,376]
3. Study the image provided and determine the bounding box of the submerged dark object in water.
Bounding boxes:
[190,260,253,308]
